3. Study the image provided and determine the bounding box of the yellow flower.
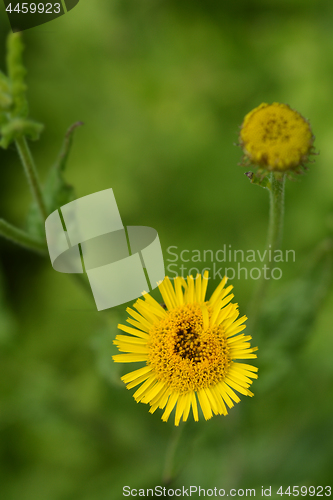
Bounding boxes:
[239,103,314,172]
[113,272,258,426]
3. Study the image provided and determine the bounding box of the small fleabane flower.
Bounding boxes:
[113,272,258,426]
[239,102,315,174]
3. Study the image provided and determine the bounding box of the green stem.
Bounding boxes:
[15,136,48,221]
[0,218,47,253]
[267,173,285,252]
[248,173,286,329]
[162,425,184,486]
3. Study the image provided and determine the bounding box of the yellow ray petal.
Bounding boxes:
[113,342,149,354]
[174,277,184,306]
[142,293,167,318]
[175,394,187,426]
[224,376,253,396]
[158,387,173,410]
[232,353,257,359]
[215,303,238,326]
[234,363,259,373]
[133,376,157,402]
[126,308,152,331]
[227,366,254,385]
[186,275,195,304]
[195,273,202,303]
[163,277,178,309]
[126,372,153,390]
[118,323,149,339]
[134,299,160,323]
[222,310,240,329]
[197,388,213,420]
[219,381,241,403]
[126,318,150,333]
[225,315,248,336]
[210,294,234,326]
[215,382,235,408]
[218,284,234,302]
[121,365,152,384]
[204,387,219,415]
[232,364,259,379]
[210,385,228,415]
[141,380,167,404]
[158,278,175,310]
[208,276,228,306]
[149,387,171,414]
[201,270,209,302]
[115,334,148,345]
[147,383,168,407]
[190,391,199,421]
[162,392,179,422]
[226,324,247,337]
[112,353,148,363]
[182,393,192,422]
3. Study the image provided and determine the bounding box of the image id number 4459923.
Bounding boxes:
[277,486,331,496]
[5,2,61,13]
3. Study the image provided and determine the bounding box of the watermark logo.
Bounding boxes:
[3,0,80,32]
[166,245,296,281]
[45,188,165,311]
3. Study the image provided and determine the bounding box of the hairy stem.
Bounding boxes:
[162,425,184,486]
[15,136,48,221]
[267,173,285,252]
[249,173,286,329]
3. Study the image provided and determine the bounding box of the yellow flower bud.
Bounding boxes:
[239,103,315,173]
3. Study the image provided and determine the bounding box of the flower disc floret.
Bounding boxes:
[148,303,231,393]
[240,102,314,172]
[113,272,258,425]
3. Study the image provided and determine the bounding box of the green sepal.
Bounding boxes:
[0,117,44,149]
[245,171,271,190]
[26,122,82,238]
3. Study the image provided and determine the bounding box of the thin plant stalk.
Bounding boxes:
[162,425,184,486]
[0,218,47,253]
[15,136,48,221]
[267,173,285,253]
[249,173,286,328]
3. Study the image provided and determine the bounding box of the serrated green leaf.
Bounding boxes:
[0,117,44,149]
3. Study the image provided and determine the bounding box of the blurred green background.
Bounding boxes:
[0,1,333,499]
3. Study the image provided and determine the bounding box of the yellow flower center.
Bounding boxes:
[147,303,231,394]
[240,102,314,171]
